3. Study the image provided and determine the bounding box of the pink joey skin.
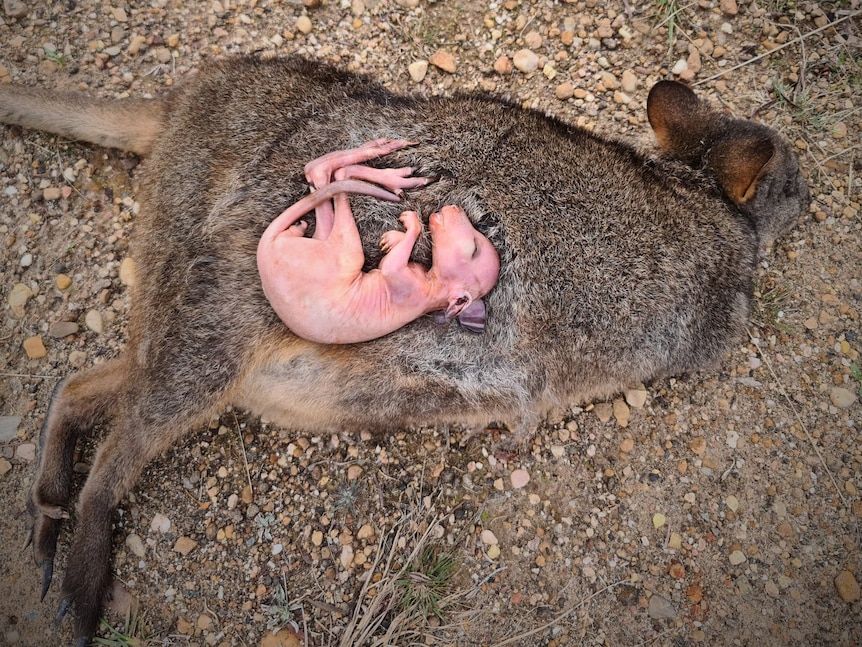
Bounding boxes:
[257,140,501,344]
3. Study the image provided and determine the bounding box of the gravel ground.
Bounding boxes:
[1,0,860,646]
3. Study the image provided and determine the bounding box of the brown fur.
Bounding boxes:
[0,57,809,645]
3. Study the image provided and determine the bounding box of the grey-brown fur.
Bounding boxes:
[0,56,809,645]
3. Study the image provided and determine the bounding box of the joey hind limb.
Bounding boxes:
[257,139,501,343]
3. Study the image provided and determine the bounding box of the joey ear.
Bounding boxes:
[444,293,472,320]
[707,135,776,204]
[647,81,709,156]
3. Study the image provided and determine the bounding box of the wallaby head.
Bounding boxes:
[647,80,809,253]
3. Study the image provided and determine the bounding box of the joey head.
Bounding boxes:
[258,139,501,342]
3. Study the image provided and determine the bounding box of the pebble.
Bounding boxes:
[429,49,456,73]
[119,257,136,286]
[728,550,747,565]
[593,402,613,423]
[173,536,197,555]
[43,187,62,201]
[56,274,72,290]
[829,387,856,409]
[346,464,363,480]
[0,458,11,477]
[510,468,530,489]
[487,544,501,559]
[85,310,104,334]
[0,416,22,443]
[23,336,47,359]
[3,0,28,18]
[339,544,354,569]
[49,321,79,338]
[311,530,323,546]
[624,385,647,408]
[19,253,32,267]
[69,350,88,367]
[15,443,35,461]
[652,513,666,529]
[125,533,146,557]
[408,60,427,83]
[689,437,706,455]
[620,437,634,454]
[620,70,638,94]
[295,16,312,34]
[835,571,860,602]
[512,49,539,73]
[671,59,688,75]
[720,0,738,15]
[493,55,512,75]
[8,283,32,318]
[613,398,630,426]
[151,513,171,533]
[481,529,498,545]
[555,82,574,100]
[647,593,677,619]
[726,495,739,513]
[667,532,682,550]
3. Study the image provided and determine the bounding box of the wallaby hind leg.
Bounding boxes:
[26,357,129,599]
[54,382,226,645]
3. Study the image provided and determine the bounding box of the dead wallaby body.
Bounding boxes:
[0,56,809,645]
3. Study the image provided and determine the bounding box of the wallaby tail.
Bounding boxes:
[0,85,165,155]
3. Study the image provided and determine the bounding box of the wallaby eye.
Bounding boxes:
[471,239,479,258]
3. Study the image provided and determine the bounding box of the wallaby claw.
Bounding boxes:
[40,560,54,601]
[23,524,33,550]
[55,597,71,627]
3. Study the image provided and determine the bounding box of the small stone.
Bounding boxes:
[0,458,12,477]
[173,536,197,555]
[668,563,685,579]
[311,530,323,547]
[110,6,128,21]
[19,253,32,267]
[648,593,677,619]
[652,513,666,529]
[119,257,136,286]
[765,580,779,597]
[671,59,688,75]
[0,416,22,443]
[295,15,312,34]
[493,55,512,75]
[550,445,565,458]
[357,524,374,540]
[729,550,747,565]
[8,283,32,317]
[241,484,253,504]
[831,122,847,139]
[23,336,47,359]
[347,464,363,480]
[830,387,857,409]
[151,513,171,533]
[555,82,574,100]
[612,398,630,427]
[43,187,62,201]
[15,443,36,461]
[667,532,682,550]
[49,321,79,338]
[56,274,72,290]
[510,468,530,489]
[197,614,212,631]
[720,0,737,14]
[339,544,354,569]
[128,35,147,55]
[624,385,647,408]
[167,34,180,48]
[301,0,320,6]
[524,30,542,49]
[725,495,739,513]
[69,350,88,368]
[3,0,28,19]
[429,49,456,73]
[481,529,498,545]
[513,49,539,73]
[125,533,146,557]
[408,60,427,83]
[593,402,613,422]
[621,70,638,94]
[85,310,104,334]
[487,544,501,559]
[835,571,860,602]
[689,437,706,455]
[620,437,634,454]
[104,46,121,57]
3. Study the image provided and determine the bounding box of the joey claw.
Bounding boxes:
[75,637,89,647]
[23,524,33,550]
[55,597,71,627]
[40,560,55,601]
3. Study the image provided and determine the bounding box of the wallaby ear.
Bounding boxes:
[647,81,707,155]
[455,299,487,334]
[707,135,776,204]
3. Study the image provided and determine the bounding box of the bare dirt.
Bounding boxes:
[1,1,860,646]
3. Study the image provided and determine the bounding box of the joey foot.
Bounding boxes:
[380,211,423,253]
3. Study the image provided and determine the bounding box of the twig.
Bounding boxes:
[0,372,59,380]
[231,411,254,500]
[489,579,627,647]
[695,10,862,86]
[748,331,850,508]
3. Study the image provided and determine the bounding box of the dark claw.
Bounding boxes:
[55,598,71,627]
[40,560,54,601]
[75,637,89,647]
[23,524,33,550]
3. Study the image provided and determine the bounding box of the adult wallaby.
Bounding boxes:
[0,56,809,645]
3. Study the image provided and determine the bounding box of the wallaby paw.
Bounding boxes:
[40,559,54,601]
